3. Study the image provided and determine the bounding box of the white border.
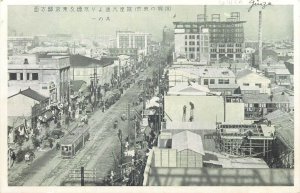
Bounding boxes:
[0,0,299,193]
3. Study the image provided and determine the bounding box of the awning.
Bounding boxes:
[40,110,54,122]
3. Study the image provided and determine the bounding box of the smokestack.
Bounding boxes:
[258,11,263,69]
[204,5,207,22]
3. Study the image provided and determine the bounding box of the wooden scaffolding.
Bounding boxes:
[216,123,275,158]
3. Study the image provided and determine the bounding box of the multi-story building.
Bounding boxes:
[8,54,70,104]
[8,36,36,54]
[173,12,245,63]
[162,26,174,46]
[116,31,151,56]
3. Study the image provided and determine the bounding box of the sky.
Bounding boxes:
[8,5,293,41]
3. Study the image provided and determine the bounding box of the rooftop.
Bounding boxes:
[170,66,235,78]
[168,83,210,96]
[8,87,48,102]
[172,130,205,155]
[146,167,293,186]
[264,110,294,149]
[242,93,290,104]
[70,55,116,67]
[60,124,89,145]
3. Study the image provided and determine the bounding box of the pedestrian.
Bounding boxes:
[11,151,16,167]
[113,120,118,130]
[56,142,60,150]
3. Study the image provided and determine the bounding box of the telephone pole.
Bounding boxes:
[90,64,101,108]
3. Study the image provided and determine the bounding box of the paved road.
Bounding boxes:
[8,67,154,186]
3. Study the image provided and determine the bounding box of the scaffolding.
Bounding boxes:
[216,123,275,158]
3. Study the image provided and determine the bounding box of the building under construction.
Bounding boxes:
[173,8,246,63]
[216,122,275,158]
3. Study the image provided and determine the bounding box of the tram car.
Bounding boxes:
[60,124,90,158]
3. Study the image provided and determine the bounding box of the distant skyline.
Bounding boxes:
[8,5,293,41]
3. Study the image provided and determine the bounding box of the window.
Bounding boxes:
[185,47,187,51]
[197,35,200,39]
[20,73,23,80]
[255,83,262,88]
[32,73,38,80]
[210,79,215,84]
[9,73,17,80]
[243,83,250,86]
[27,73,30,80]
[204,79,209,85]
[185,35,188,39]
[210,54,217,58]
[218,79,230,84]
[197,48,200,51]
[185,41,187,45]
[224,79,229,84]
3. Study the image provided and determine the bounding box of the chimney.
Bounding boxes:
[258,11,263,69]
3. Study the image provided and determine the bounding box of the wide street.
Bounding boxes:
[8,66,155,186]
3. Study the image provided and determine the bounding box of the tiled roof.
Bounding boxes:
[8,87,47,102]
[264,110,294,148]
[70,55,117,67]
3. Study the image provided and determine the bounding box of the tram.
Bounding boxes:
[60,125,90,158]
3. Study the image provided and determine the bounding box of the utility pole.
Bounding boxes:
[127,103,130,141]
[81,166,85,186]
[90,64,100,108]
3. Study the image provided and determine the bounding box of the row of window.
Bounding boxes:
[185,35,209,40]
[211,43,242,47]
[185,47,199,52]
[9,72,39,81]
[243,83,262,88]
[211,48,242,53]
[203,79,230,85]
[210,54,242,58]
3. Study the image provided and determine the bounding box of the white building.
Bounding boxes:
[164,83,244,130]
[8,54,70,103]
[116,31,151,56]
[236,69,271,95]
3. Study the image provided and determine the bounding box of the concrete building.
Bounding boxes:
[236,69,271,95]
[116,31,151,56]
[164,84,245,130]
[8,54,70,104]
[173,12,245,63]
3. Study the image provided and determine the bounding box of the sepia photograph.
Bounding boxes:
[0,0,299,192]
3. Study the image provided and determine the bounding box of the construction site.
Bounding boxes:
[215,122,274,158]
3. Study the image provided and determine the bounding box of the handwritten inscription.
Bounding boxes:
[248,0,272,12]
